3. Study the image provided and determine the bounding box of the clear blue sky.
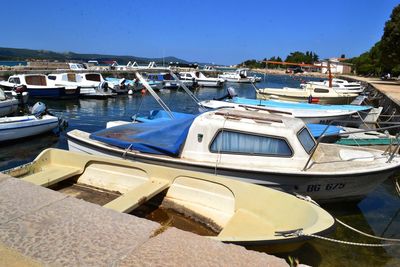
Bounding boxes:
[2,0,399,65]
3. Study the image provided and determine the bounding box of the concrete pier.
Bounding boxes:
[0,174,288,267]
[341,75,400,106]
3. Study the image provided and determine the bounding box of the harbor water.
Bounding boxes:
[0,73,399,266]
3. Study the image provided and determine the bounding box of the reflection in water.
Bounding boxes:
[0,74,399,265]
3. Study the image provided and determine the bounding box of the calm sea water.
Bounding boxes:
[0,61,27,66]
[0,73,398,266]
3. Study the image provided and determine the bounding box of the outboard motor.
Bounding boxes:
[31,102,47,117]
[227,87,237,98]
[98,81,109,92]
[213,87,237,101]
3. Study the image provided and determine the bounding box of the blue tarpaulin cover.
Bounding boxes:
[90,110,196,157]
[307,123,342,138]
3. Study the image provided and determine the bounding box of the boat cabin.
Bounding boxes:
[67,63,86,71]
[181,108,315,170]
[90,108,316,171]
[180,71,209,80]
[48,73,78,83]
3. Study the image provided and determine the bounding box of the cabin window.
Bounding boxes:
[85,74,101,82]
[298,127,316,154]
[314,88,329,93]
[67,73,76,82]
[210,130,292,157]
[25,75,47,86]
[9,78,20,84]
[48,75,56,80]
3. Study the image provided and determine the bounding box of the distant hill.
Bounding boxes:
[0,47,191,65]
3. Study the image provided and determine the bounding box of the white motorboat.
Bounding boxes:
[0,102,60,142]
[0,74,80,99]
[303,78,365,94]
[218,69,258,83]
[75,73,120,95]
[180,71,224,87]
[257,83,359,104]
[67,107,400,202]
[147,73,195,89]
[47,73,115,98]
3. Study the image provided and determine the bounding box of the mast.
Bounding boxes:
[328,60,332,88]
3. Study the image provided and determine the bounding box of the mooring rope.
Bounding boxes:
[294,194,400,245]
[395,176,400,196]
[298,231,399,247]
[335,218,400,242]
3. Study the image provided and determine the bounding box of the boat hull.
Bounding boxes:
[0,115,59,141]
[67,132,397,202]
[256,91,358,105]
[27,86,80,99]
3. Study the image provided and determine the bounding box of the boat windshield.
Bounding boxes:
[298,127,316,154]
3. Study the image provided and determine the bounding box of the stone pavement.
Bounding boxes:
[0,174,288,267]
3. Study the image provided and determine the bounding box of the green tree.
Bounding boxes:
[380,4,400,74]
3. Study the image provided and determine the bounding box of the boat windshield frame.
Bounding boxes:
[297,127,316,154]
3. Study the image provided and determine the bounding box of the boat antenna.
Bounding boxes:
[134,71,175,119]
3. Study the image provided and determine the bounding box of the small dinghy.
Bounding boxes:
[4,148,335,251]
[0,102,60,142]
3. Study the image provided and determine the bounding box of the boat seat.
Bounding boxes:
[103,178,170,213]
[22,165,82,187]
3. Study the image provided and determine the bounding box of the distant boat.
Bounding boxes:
[257,83,359,104]
[304,78,365,94]
[47,73,115,98]
[218,69,260,83]
[147,73,195,89]
[4,148,336,250]
[180,71,224,87]
[0,74,80,99]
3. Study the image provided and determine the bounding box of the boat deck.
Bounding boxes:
[0,174,288,266]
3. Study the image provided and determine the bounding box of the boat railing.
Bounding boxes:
[302,123,400,171]
[131,68,205,119]
[134,71,175,119]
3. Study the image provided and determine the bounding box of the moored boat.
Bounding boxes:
[67,107,400,202]
[180,71,224,87]
[0,102,60,142]
[218,69,258,83]
[0,74,80,99]
[257,83,359,104]
[200,95,372,124]
[3,148,336,250]
[304,78,365,94]
[47,73,115,98]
